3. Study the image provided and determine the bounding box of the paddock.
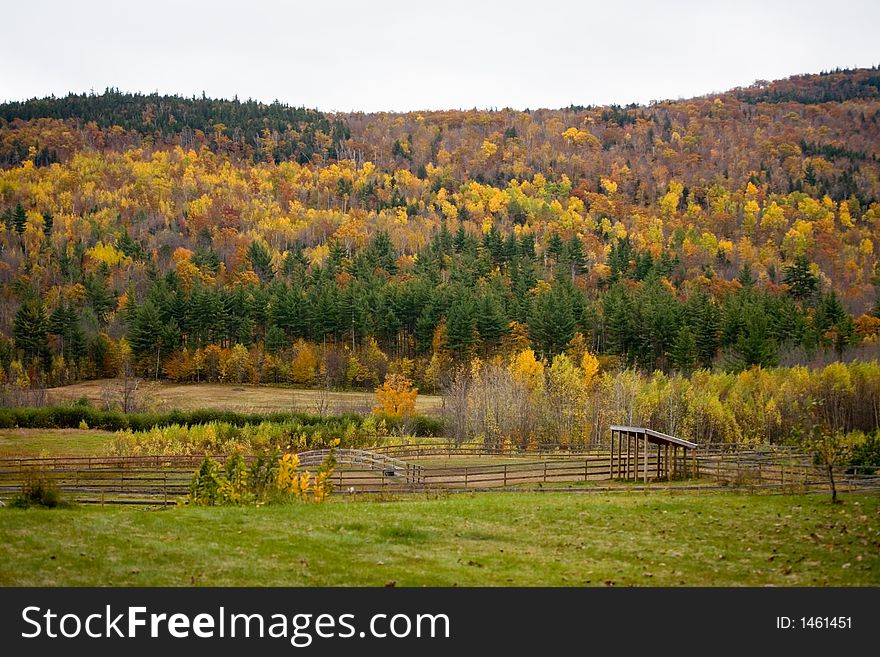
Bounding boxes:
[1,437,878,504]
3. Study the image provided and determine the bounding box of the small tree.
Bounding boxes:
[374,374,418,435]
[801,423,851,504]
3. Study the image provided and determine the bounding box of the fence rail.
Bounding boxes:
[1,447,878,505]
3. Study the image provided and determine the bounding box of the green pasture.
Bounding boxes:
[2,492,877,587]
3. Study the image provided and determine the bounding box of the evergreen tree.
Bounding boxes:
[446,296,477,358]
[248,240,274,283]
[670,324,697,372]
[530,282,576,357]
[503,232,518,261]
[693,294,720,368]
[603,283,636,360]
[547,232,564,265]
[635,278,679,370]
[84,272,116,323]
[729,303,777,370]
[814,292,856,356]
[453,225,467,252]
[272,286,306,339]
[737,264,756,289]
[12,202,26,235]
[282,245,308,277]
[13,299,49,366]
[129,300,164,377]
[42,211,53,235]
[783,255,819,301]
[519,233,536,260]
[634,252,654,280]
[264,325,287,353]
[476,292,508,348]
[48,303,79,360]
[608,237,635,281]
[482,225,504,263]
[363,232,397,274]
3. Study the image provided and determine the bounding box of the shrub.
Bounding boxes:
[188,449,336,506]
[189,456,221,506]
[848,431,880,475]
[10,470,65,508]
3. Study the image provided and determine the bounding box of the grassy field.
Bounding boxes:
[1,492,878,586]
[46,380,442,415]
[0,428,116,457]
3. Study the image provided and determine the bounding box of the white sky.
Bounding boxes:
[2,0,878,112]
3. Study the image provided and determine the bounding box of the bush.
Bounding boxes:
[189,448,335,506]
[375,413,444,437]
[10,470,66,508]
[848,431,880,475]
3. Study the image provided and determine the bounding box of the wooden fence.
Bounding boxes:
[1,446,878,505]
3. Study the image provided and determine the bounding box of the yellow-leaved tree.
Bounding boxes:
[373,374,419,431]
[508,348,544,390]
[581,350,600,386]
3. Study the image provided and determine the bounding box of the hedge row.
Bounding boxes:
[0,405,445,437]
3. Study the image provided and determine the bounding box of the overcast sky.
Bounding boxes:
[3,0,878,112]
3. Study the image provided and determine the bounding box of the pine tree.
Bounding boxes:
[603,283,635,360]
[453,225,467,252]
[264,325,287,353]
[670,324,697,372]
[248,240,274,283]
[12,203,26,235]
[519,233,536,260]
[530,282,576,357]
[476,292,508,348]
[48,303,78,360]
[364,232,397,274]
[693,294,720,368]
[13,299,49,366]
[730,303,777,370]
[129,300,164,377]
[783,255,819,301]
[737,264,755,288]
[608,237,634,281]
[446,296,477,358]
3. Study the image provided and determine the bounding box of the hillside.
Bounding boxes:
[1,68,879,391]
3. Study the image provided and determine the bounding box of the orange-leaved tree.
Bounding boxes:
[373,374,419,434]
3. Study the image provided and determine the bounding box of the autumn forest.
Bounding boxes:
[1,67,880,417]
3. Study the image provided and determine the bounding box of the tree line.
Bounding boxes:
[2,226,871,392]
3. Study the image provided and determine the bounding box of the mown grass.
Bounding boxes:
[1,492,878,586]
[0,428,115,457]
[47,380,442,414]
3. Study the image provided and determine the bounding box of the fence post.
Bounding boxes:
[543,461,548,484]
[464,467,468,489]
[584,458,588,481]
[503,464,507,488]
[164,472,168,507]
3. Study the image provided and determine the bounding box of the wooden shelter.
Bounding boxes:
[609,425,698,482]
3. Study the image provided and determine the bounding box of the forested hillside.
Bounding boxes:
[1,68,880,392]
